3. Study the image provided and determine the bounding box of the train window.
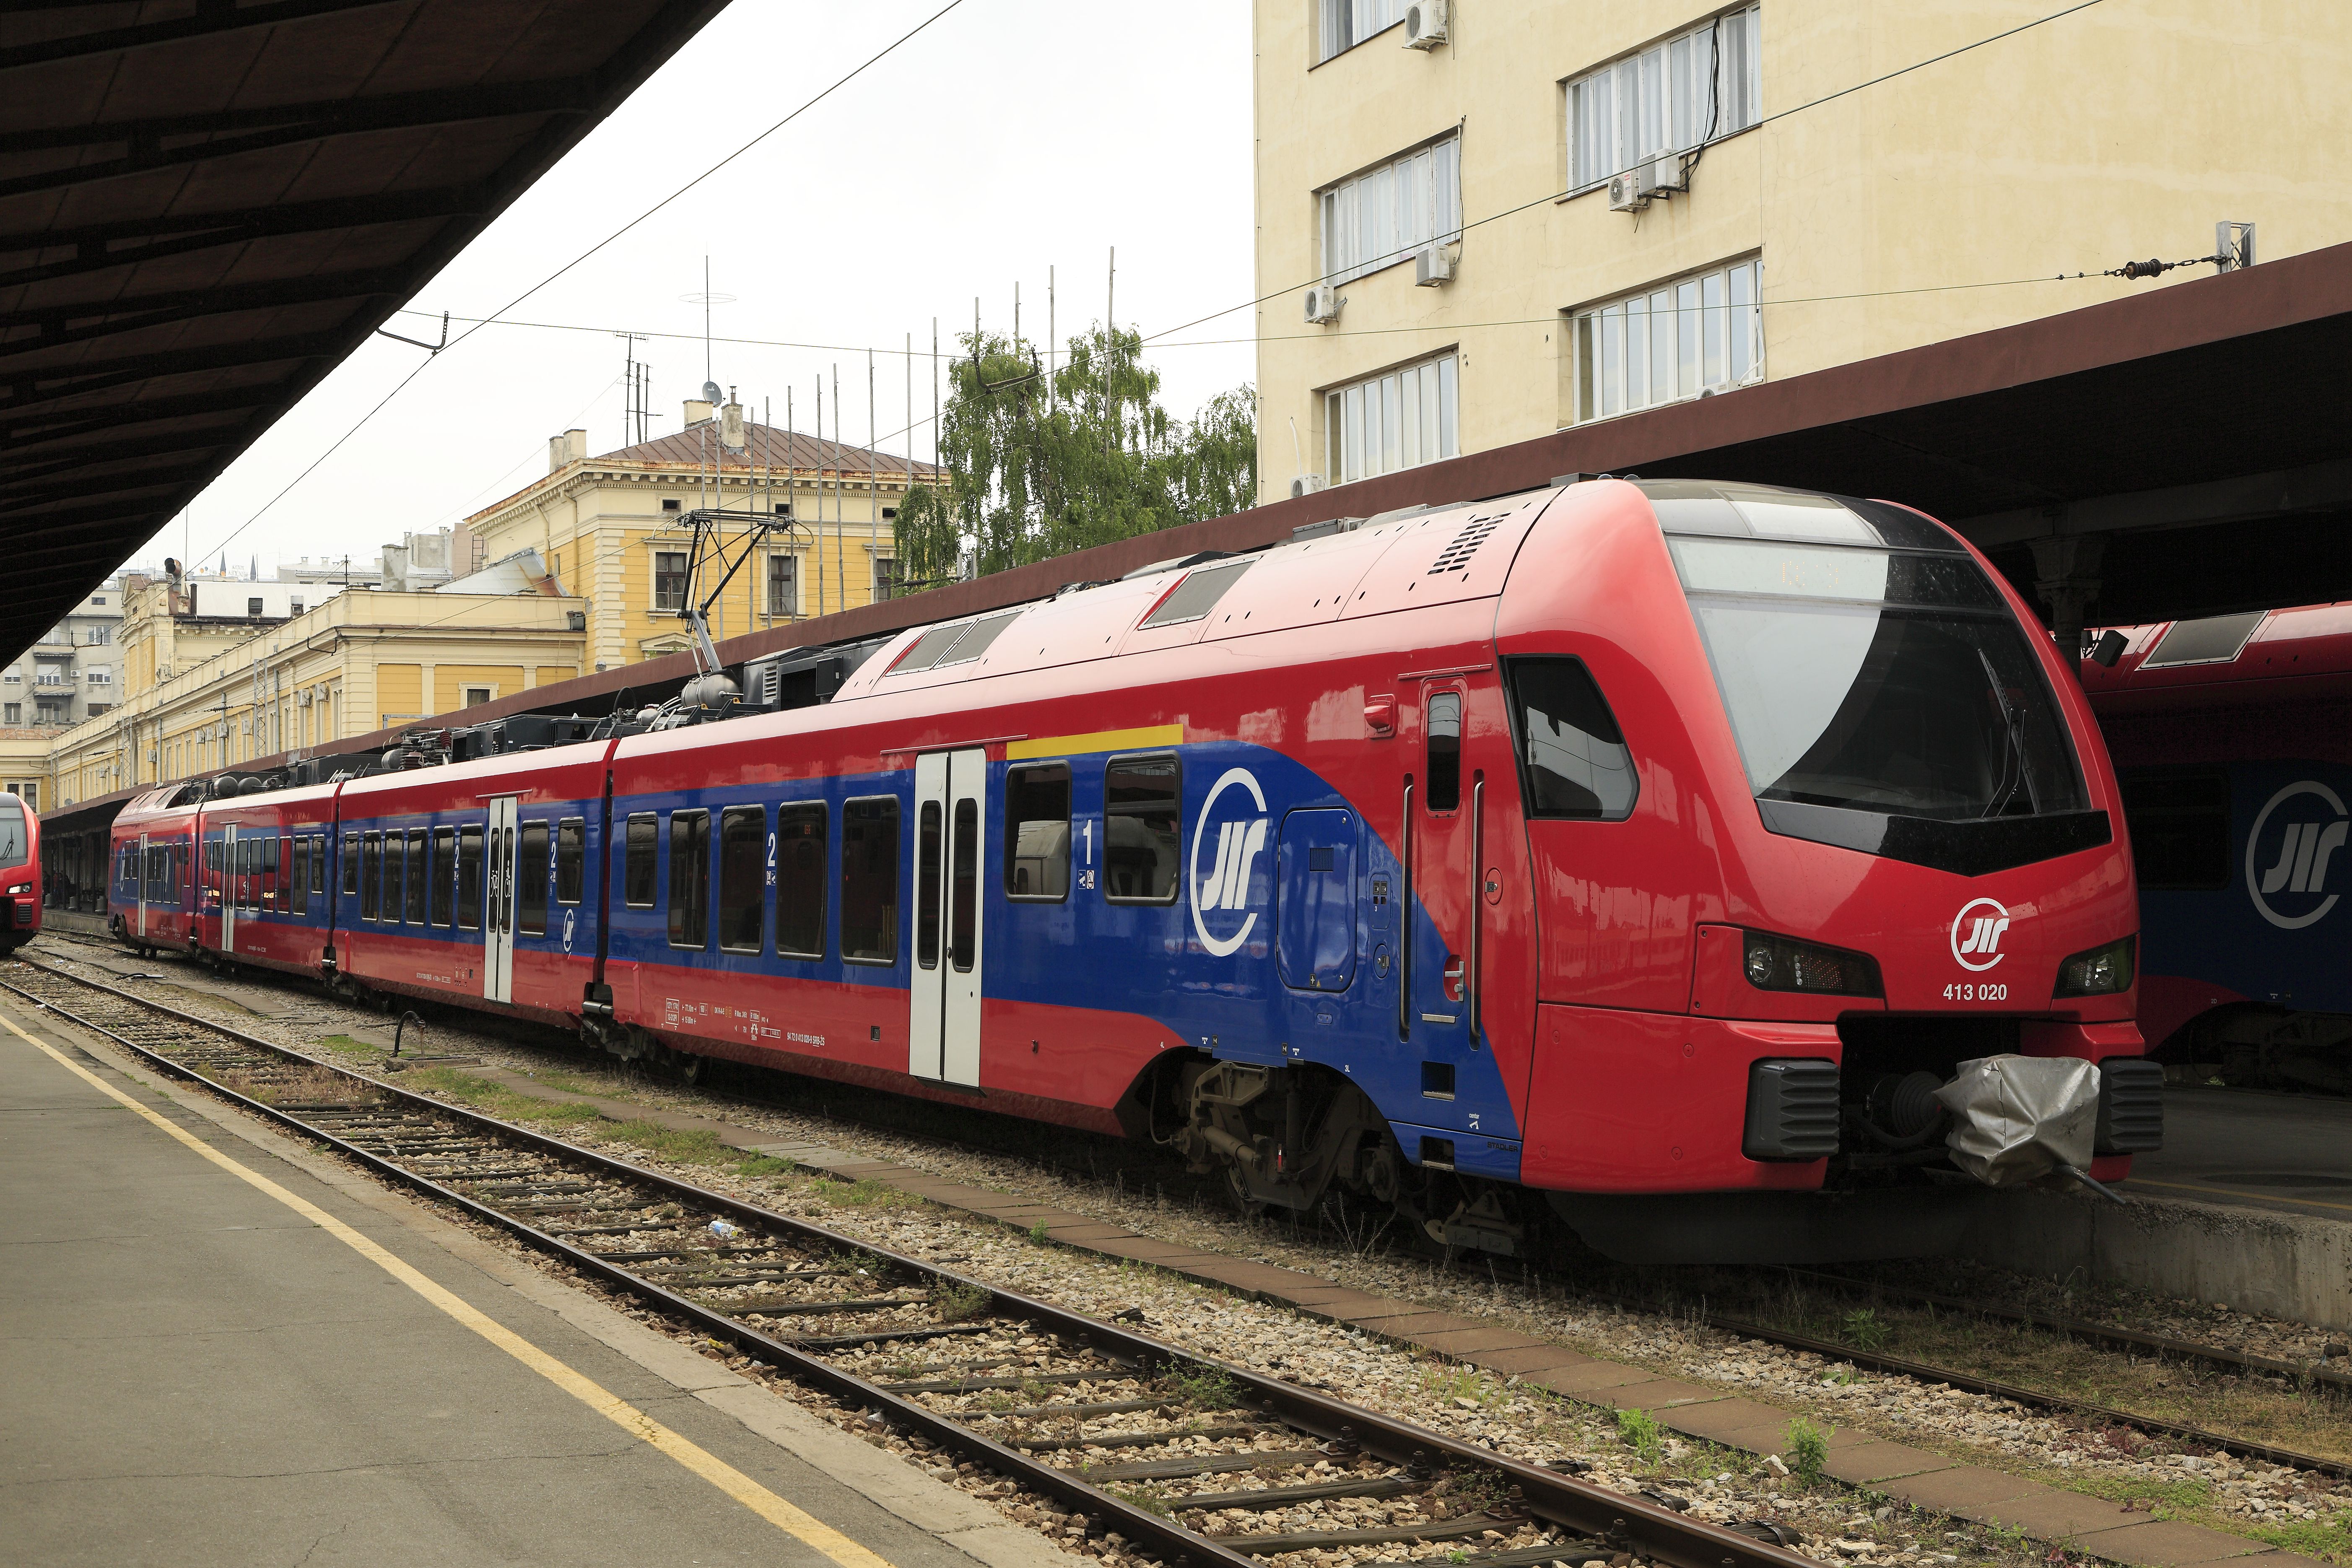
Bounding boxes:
[406,830,428,924]
[1425,692,1462,813]
[949,798,979,971]
[776,803,827,959]
[361,833,382,921]
[716,807,765,954]
[431,828,455,926]
[393,832,413,923]
[841,797,899,963]
[1103,754,1181,903]
[457,827,483,929]
[916,802,942,968]
[518,821,550,936]
[244,838,261,911]
[1505,658,1638,820]
[556,818,585,904]
[291,838,308,906]
[1004,763,1070,901]
[311,834,326,894]
[342,833,359,895]
[2121,773,2231,890]
[277,836,291,909]
[623,813,657,908]
[667,811,710,950]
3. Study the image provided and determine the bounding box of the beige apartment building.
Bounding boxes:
[49,584,587,808]
[1254,0,2352,502]
[469,400,940,676]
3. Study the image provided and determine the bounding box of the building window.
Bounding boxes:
[247,597,264,615]
[654,551,689,611]
[86,703,109,717]
[86,667,110,686]
[91,595,105,606]
[288,598,303,615]
[1319,0,1404,62]
[1326,352,1458,485]
[1320,134,1459,286]
[661,498,682,513]
[36,702,65,725]
[85,627,109,644]
[767,554,797,617]
[1572,256,1762,422]
[463,686,492,706]
[3,705,16,725]
[1568,6,1760,194]
[872,556,899,602]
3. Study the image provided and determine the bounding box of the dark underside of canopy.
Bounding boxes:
[0,0,729,665]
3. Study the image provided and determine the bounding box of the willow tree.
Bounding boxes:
[893,325,1256,588]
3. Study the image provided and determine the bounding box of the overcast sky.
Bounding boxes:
[153,1,1257,579]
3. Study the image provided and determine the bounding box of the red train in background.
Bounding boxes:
[2085,601,2352,1092]
[0,789,38,954]
[106,478,2160,1262]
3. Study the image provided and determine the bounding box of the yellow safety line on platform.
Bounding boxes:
[2131,1176,2352,1215]
[0,1007,898,1568]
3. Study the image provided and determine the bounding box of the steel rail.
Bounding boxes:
[2,958,1817,1568]
[39,940,2350,1481]
[1789,1269,2352,1396]
[1565,1285,2350,1481]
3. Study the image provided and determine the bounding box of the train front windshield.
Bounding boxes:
[1647,481,2092,863]
[0,796,24,870]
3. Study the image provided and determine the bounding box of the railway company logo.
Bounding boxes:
[1190,766,1269,958]
[2246,780,2349,931]
[1950,897,2012,971]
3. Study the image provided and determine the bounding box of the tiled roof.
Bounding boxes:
[597,421,942,478]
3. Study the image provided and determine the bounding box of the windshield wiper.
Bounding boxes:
[1976,646,2035,818]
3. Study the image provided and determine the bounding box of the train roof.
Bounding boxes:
[2082,600,2352,713]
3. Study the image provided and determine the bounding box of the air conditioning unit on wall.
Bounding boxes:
[1290,475,1326,500]
[1607,171,1647,211]
[1403,0,1448,48]
[1304,285,1342,324]
[1414,244,1454,286]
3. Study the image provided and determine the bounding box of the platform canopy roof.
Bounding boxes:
[0,0,730,668]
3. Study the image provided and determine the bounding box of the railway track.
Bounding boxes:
[2,955,1810,1568]
[33,941,2349,1487]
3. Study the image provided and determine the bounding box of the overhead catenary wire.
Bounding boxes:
[189,0,970,568]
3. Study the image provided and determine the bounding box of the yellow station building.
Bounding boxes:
[1252,0,2352,501]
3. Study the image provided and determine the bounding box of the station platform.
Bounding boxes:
[0,993,1070,1568]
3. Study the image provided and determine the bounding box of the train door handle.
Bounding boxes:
[1441,954,1464,1003]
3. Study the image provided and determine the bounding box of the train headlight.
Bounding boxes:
[2055,935,2136,998]
[1741,930,1882,997]
[5,883,28,894]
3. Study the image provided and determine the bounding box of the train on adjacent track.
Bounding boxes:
[106,477,2160,1262]
[2087,600,2352,1094]
[0,788,39,955]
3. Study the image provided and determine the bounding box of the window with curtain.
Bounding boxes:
[1324,353,1459,486]
[1568,6,1760,193]
[1318,0,1404,62]
[1319,134,1460,285]
[1572,256,1762,423]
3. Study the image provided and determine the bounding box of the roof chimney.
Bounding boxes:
[548,434,569,474]
[683,397,713,427]
[564,427,588,465]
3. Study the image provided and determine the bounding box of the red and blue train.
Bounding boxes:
[2087,600,2352,1093]
[109,478,2159,1260]
[0,789,38,954]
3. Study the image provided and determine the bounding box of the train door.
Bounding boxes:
[135,833,148,940]
[484,797,516,1003]
[909,748,985,1088]
[219,824,236,955]
[1406,680,1500,1134]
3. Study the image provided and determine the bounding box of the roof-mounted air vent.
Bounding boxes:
[1428,513,1504,575]
[1138,559,1254,629]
